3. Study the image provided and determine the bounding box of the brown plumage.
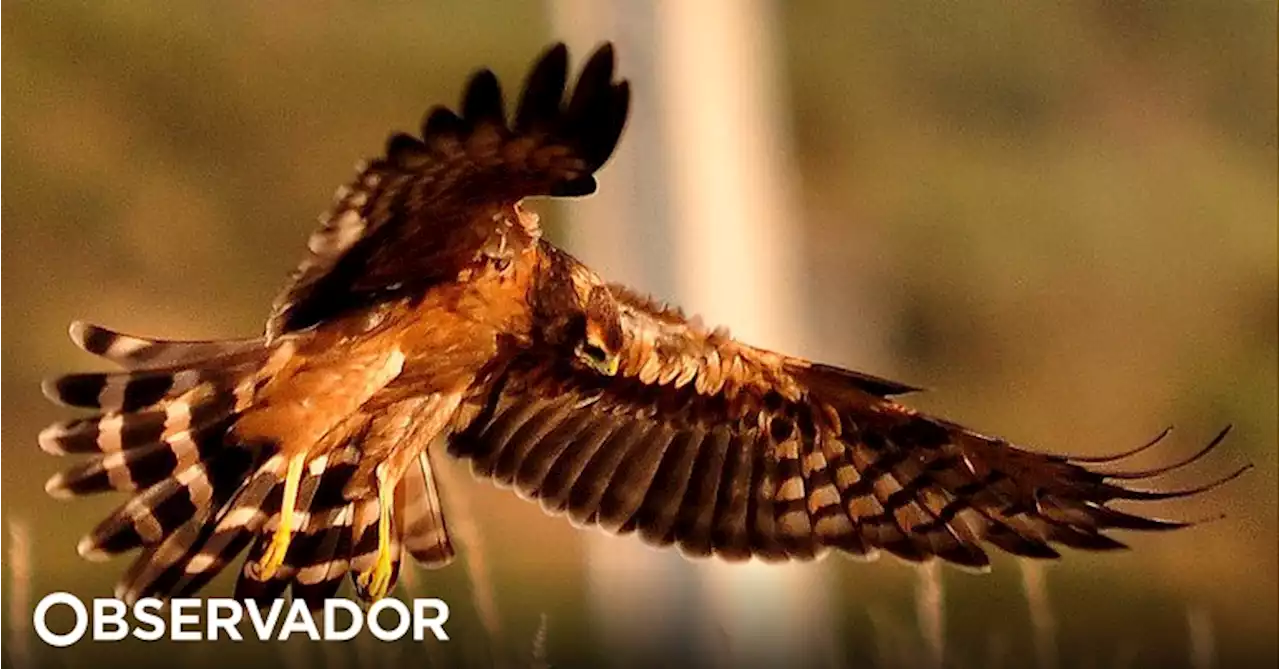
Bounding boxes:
[40,42,1244,605]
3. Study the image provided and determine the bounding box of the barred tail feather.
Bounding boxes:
[38,385,240,457]
[397,450,454,567]
[44,368,206,412]
[42,353,265,414]
[42,325,270,601]
[114,453,289,604]
[70,423,261,562]
[46,323,454,603]
[68,321,264,371]
[234,448,362,604]
[45,414,238,498]
[116,515,216,602]
[291,505,355,608]
[157,460,288,602]
[235,538,294,603]
[114,440,435,605]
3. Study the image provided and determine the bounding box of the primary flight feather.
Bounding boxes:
[40,43,1243,605]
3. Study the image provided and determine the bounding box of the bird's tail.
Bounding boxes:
[40,322,453,605]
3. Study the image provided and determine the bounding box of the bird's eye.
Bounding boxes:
[576,339,619,376]
[581,342,608,362]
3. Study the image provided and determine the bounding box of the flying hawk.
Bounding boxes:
[40,43,1243,605]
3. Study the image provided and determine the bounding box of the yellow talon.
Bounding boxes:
[357,465,395,601]
[357,542,395,602]
[257,453,306,580]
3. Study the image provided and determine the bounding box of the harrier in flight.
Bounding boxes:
[40,43,1243,604]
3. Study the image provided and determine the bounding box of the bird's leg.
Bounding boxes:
[356,463,395,601]
[481,232,513,272]
[257,452,306,580]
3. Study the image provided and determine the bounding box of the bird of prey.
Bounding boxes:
[40,43,1243,605]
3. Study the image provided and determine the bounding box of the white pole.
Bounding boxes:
[550,1,834,665]
[651,2,833,666]
[548,3,700,666]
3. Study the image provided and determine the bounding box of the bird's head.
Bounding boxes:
[531,250,625,377]
[572,284,624,377]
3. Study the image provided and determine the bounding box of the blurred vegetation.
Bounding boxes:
[3,2,1275,668]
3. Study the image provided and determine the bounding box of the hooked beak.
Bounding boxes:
[577,342,621,377]
[598,353,620,376]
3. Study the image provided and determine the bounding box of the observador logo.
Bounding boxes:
[32,593,451,646]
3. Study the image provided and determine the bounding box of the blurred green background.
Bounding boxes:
[3,2,1275,668]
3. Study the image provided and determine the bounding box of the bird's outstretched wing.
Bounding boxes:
[267,43,630,336]
[449,286,1245,566]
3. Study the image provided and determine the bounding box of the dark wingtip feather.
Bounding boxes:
[1068,426,1175,464]
[936,543,993,571]
[582,79,630,169]
[1051,526,1131,551]
[1092,425,1246,506]
[549,176,599,198]
[461,69,506,126]
[568,42,616,122]
[801,363,923,398]
[584,42,617,83]
[420,106,466,141]
[416,42,628,175]
[1103,425,1233,480]
[986,526,1062,559]
[386,132,427,164]
[1091,505,1191,532]
[1110,463,1253,502]
[514,43,570,133]
[563,43,624,169]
